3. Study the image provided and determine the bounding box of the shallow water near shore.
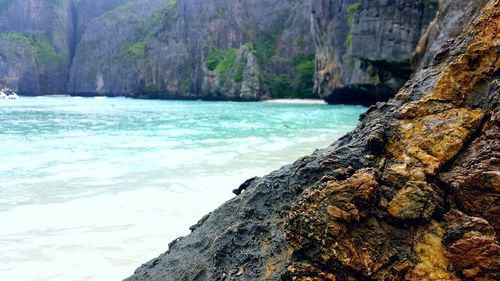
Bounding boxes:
[0,97,366,281]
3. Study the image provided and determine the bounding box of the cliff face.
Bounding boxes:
[68,0,315,100]
[0,0,315,99]
[0,0,462,103]
[67,0,169,97]
[126,0,499,280]
[313,0,438,105]
[0,0,73,94]
[73,0,130,43]
[0,0,494,102]
[0,0,130,95]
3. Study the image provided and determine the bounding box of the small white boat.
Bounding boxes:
[7,92,18,99]
[1,88,19,100]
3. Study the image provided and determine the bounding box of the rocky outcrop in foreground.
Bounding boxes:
[126,0,499,280]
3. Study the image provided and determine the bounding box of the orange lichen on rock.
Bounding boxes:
[386,108,484,178]
[447,232,500,280]
[286,170,379,250]
[286,170,419,279]
[440,111,500,232]
[385,0,498,182]
[431,1,500,104]
[406,221,460,280]
[284,1,500,280]
[387,181,442,220]
[263,246,294,279]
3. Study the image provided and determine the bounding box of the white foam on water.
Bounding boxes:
[0,97,366,281]
[0,174,249,281]
[0,139,335,281]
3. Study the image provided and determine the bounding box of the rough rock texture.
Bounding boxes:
[126,0,499,280]
[443,210,500,280]
[313,0,438,105]
[413,0,491,71]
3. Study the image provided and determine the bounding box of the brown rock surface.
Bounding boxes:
[126,1,499,280]
[443,211,500,280]
[387,181,442,220]
[285,1,500,280]
[440,111,500,232]
[406,221,460,280]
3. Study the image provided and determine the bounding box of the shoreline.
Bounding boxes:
[21,95,330,105]
[263,99,327,104]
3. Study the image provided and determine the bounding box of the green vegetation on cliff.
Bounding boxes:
[254,52,315,99]
[268,53,315,99]
[344,2,360,49]
[244,31,316,99]
[0,32,64,65]
[213,49,237,73]
[206,50,226,71]
[1,0,315,99]
[420,0,431,6]
[293,54,315,97]
[205,47,246,89]
[119,39,149,59]
[251,31,280,71]
[118,0,178,60]
[347,2,361,27]
[205,27,316,99]
[215,48,238,87]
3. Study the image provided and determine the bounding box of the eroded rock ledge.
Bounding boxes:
[126,1,499,280]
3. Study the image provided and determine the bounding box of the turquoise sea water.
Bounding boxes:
[0,97,365,281]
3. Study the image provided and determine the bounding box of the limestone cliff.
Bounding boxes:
[126,0,499,280]
[0,0,130,95]
[313,0,438,105]
[68,0,316,100]
[0,0,495,104]
[0,0,315,99]
[0,0,73,94]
